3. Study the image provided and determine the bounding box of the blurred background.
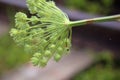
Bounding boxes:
[0,0,120,80]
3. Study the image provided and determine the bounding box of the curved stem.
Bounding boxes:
[69,14,120,27]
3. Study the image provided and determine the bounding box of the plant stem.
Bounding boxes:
[69,14,120,27]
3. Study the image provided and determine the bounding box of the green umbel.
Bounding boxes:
[10,0,120,67]
[10,0,71,67]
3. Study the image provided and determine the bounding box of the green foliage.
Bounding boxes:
[10,0,72,67]
[73,67,120,80]
[0,34,31,74]
[65,0,113,15]
[72,51,120,80]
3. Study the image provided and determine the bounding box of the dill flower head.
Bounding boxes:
[10,0,72,67]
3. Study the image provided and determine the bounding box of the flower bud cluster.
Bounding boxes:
[10,0,71,67]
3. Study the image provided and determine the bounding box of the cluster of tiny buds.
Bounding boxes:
[10,0,72,67]
[31,40,71,67]
[10,0,120,67]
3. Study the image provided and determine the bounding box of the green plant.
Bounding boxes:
[10,0,120,67]
[65,0,113,15]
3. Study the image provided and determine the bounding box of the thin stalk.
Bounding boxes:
[69,14,120,27]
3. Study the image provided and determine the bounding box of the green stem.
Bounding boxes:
[69,14,120,27]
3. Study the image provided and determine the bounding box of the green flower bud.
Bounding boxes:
[31,57,39,66]
[54,54,61,62]
[57,47,63,53]
[33,53,42,58]
[40,57,47,67]
[15,12,27,21]
[49,44,55,49]
[44,50,51,57]
[10,29,18,36]
[27,0,37,14]
[30,16,39,24]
